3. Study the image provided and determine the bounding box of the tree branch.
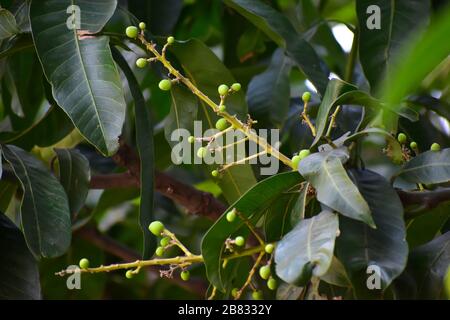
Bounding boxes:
[397,188,450,217]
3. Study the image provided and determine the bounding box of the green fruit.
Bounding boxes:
[226,209,236,222]
[252,290,263,300]
[302,92,311,102]
[410,141,418,149]
[211,170,219,177]
[125,26,138,38]
[138,22,146,30]
[167,36,175,44]
[197,147,207,158]
[218,84,229,96]
[180,270,190,281]
[397,133,407,144]
[215,118,229,131]
[188,136,195,144]
[235,236,245,247]
[149,221,165,236]
[231,83,241,91]
[160,237,171,247]
[291,155,301,169]
[219,104,227,112]
[259,265,271,280]
[264,244,274,254]
[298,149,311,160]
[136,58,147,68]
[231,288,239,298]
[267,277,277,290]
[158,79,172,91]
[126,270,134,279]
[155,246,165,257]
[79,258,90,269]
[431,143,441,152]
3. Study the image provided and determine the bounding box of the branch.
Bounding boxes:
[397,188,450,217]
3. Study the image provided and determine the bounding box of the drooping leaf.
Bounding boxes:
[1,145,71,258]
[396,149,450,185]
[394,232,450,299]
[356,0,430,90]
[201,171,303,291]
[0,213,41,299]
[112,48,156,258]
[263,192,297,242]
[290,182,309,227]
[298,148,374,227]
[275,210,339,285]
[247,49,292,127]
[54,148,90,219]
[336,169,408,299]
[0,8,19,40]
[320,256,351,288]
[223,0,329,95]
[30,0,126,156]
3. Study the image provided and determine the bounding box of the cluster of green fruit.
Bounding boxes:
[258,264,278,290]
[291,149,311,169]
[397,132,440,152]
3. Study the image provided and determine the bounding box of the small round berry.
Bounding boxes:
[188,136,195,144]
[148,221,165,236]
[215,118,229,131]
[252,290,263,300]
[264,244,275,254]
[226,209,236,222]
[291,155,301,169]
[211,170,219,177]
[79,258,90,269]
[267,277,277,290]
[259,265,271,280]
[302,92,311,102]
[197,147,207,158]
[138,22,146,30]
[160,236,171,247]
[158,79,172,91]
[410,141,418,149]
[231,83,241,92]
[180,270,190,281]
[299,149,311,160]
[397,133,407,144]
[125,270,134,279]
[219,104,227,112]
[167,36,175,44]
[431,143,441,152]
[235,236,245,247]
[136,58,147,68]
[125,26,138,38]
[231,288,239,298]
[155,246,165,257]
[218,84,229,96]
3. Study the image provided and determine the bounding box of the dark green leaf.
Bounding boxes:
[0,8,19,40]
[336,169,408,299]
[290,182,308,227]
[275,210,339,285]
[0,213,41,299]
[54,148,90,219]
[263,192,297,242]
[201,171,302,291]
[397,149,450,184]
[1,145,71,258]
[30,0,126,156]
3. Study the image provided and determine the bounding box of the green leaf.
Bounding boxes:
[311,79,357,147]
[356,0,430,90]
[0,213,41,299]
[290,182,309,227]
[54,148,90,219]
[170,39,256,203]
[320,256,351,288]
[394,232,450,299]
[0,8,19,40]
[201,171,302,291]
[1,145,71,258]
[30,0,126,156]
[396,149,450,185]
[298,148,374,227]
[247,49,292,127]
[112,48,156,259]
[223,0,329,95]
[165,85,198,148]
[0,180,17,212]
[263,192,297,242]
[274,210,339,285]
[336,169,408,299]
